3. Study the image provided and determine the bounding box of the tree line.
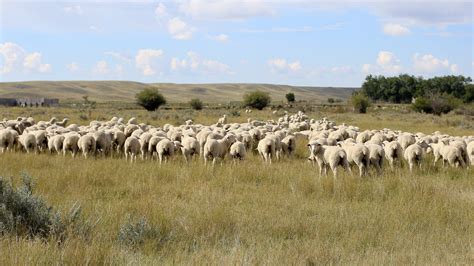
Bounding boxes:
[360,74,473,104]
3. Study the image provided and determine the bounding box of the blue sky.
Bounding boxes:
[0,0,472,86]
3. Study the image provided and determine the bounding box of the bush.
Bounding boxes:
[189,98,203,110]
[136,88,166,111]
[0,173,89,240]
[412,94,462,116]
[118,216,167,250]
[351,93,370,113]
[243,91,271,110]
[285,92,295,103]
[327,98,335,103]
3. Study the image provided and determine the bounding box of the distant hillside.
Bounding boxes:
[0,81,356,103]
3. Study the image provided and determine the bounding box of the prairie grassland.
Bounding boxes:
[0,107,473,264]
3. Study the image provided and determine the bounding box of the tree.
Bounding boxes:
[189,98,203,110]
[136,88,166,111]
[351,92,370,113]
[285,92,295,103]
[243,91,271,110]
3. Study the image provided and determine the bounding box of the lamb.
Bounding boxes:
[124,136,140,162]
[156,139,175,164]
[203,134,236,165]
[180,136,200,163]
[62,133,80,157]
[307,140,351,178]
[217,115,227,125]
[229,141,246,161]
[78,134,97,159]
[48,135,65,154]
[404,140,429,172]
[365,143,385,174]
[383,140,403,170]
[257,137,275,164]
[339,142,369,177]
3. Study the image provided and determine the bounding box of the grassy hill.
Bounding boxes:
[0,81,356,103]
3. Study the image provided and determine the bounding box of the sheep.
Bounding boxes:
[48,135,65,154]
[0,129,14,153]
[32,130,48,152]
[112,130,126,153]
[307,140,351,178]
[78,134,96,159]
[148,136,165,159]
[180,136,200,163]
[404,140,429,172]
[467,141,474,166]
[383,140,403,170]
[257,137,275,164]
[93,131,112,156]
[398,133,416,151]
[429,142,444,166]
[156,139,175,164]
[217,115,227,125]
[229,141,246,161]
[439,140,466,168]
[281,135,296,157]
[139,132,153,160]
[203,134,236,165]
[124,136,140,162]
[365,143,385,174]
[55,118,69,127]
[19,133,37,154]
[339,142,369,177]
[62,133,80,157]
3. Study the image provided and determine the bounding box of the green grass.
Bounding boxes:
[0,107,473,264]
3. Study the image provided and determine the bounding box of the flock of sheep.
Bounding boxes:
[1,111,473,177]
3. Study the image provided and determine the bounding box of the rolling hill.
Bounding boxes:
[0,81,356,103]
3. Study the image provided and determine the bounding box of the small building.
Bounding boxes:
[0,97,59,107]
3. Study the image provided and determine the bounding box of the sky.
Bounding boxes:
[0,0,473,87]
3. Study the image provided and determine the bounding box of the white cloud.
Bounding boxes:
[412,53,456,74]
[362,51,402,74]
[170,51,232,74]
[383,23,410,36]
[268,58,302,73]
[66,62,79,72]
[105,51,131,63]
[24,52,51,73]
[450,64,459,74]
[135,49,164,76]
[178,0,274,20]
[63,5,83,15]
[330,65,352,74]
[93,60,109,74]
[0,42,52,74]
[155,3,169,25]
[167,17,194,40]
[0,42,25,74]
[210,34,229,42]
[89,25,100,32]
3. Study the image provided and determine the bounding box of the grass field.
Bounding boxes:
[0,81,355,103]
[0,106,473,264]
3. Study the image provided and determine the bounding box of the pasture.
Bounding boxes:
[0,105,473,264]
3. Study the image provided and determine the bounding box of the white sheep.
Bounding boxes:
[180,136,200,163]
[307,140,351,178]
[19,133,37,154]
[404,140,429,172]
[365,143,385,174]
[203,134,236,165]
[124,136,140,162]
[78,134,96,159]
[229,141,246,161]
[383,140,402,170]
[398,133,416,151]
[281,135,296,157]
[48,135,65,154]
[156,139,175,164]
[0,129,14,153]
[467,141,474,166]
[339,142,369,177]
[217,114,227,125]
[62,133,80,157]
[439,140,466,168]
[257,137,275,164]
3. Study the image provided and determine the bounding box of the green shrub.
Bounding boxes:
[327,98,335,103]
[243,91,271,110]
[350,93,370,113]
[136,88,166,111]
[189,98,203,110]
[412,97,433,113]
[118,217,161,249]
[285,92,295,103]
[0,173,89,240]
[412,94,462,116]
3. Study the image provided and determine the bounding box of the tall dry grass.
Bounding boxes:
[0,107,473,264]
